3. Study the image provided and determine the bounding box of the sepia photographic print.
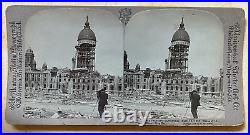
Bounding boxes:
[5,5,245,126]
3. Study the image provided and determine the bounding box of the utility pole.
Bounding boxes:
[119,8,132,98]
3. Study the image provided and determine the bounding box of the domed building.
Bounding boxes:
[72,16,96,73]
[163,18,198,98]
[25,47,36,71]
[165,17,190,74]
[171,18,190,43]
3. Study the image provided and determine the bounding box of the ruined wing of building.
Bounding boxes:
[25,16,123,100]
[123,17,223,100]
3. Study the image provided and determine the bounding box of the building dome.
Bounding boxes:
[78,16,96,41]
[171,17,190,43]
[26,48,33,54]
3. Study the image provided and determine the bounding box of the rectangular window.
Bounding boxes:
[204,86,207,92]
[211,87,215,92]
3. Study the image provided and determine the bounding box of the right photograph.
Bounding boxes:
[123,9,225,120]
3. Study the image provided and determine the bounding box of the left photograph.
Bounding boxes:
[23,8,123,119]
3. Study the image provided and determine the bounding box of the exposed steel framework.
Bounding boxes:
[166,17,190,74]
[72,16,96,73]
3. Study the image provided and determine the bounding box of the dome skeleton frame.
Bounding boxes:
[167,17,190,74]
[72,16,96,73]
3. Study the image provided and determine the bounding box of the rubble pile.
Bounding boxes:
[23,92,224,119]
[200,96,224,111]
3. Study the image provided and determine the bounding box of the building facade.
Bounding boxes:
[123,18,223,99]
[25,16,122,100]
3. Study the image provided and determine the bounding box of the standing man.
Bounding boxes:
[189,90,201,119]
[97,86,108,118]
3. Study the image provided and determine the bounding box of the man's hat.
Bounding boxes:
[100,88,105,92]
[192,90,198,93]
